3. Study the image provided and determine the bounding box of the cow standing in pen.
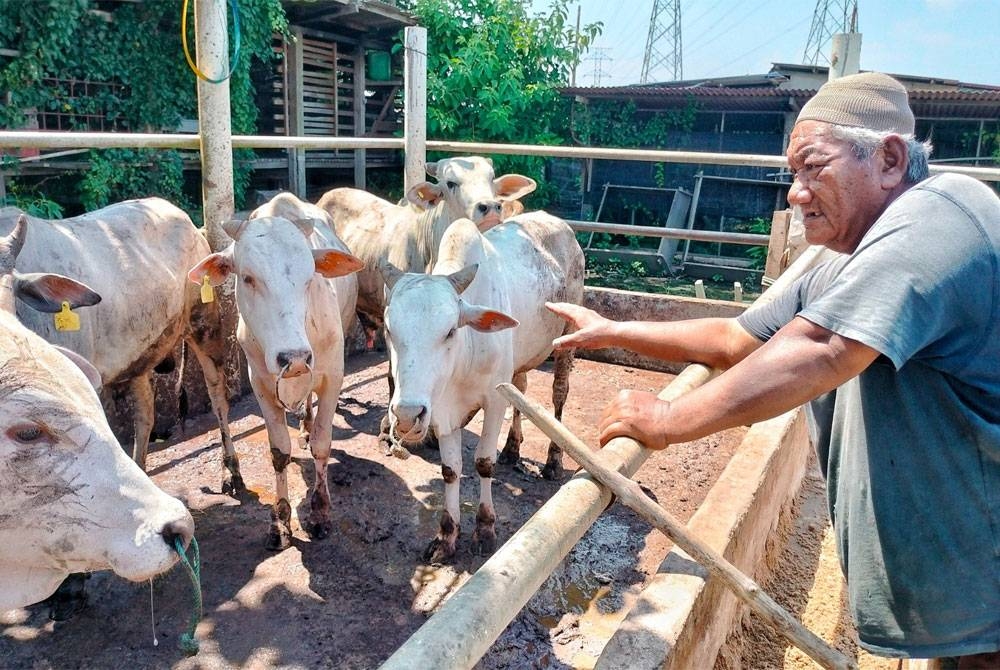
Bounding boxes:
[189,195,363,550]
[0,219,195,611]
[381,212,584,562]
[0,200,240,494]
[318,156,537,451]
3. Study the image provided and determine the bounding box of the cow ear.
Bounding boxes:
[313,249,363,278]
[222,218,250,241]
[458,303,518,333]
[188,248,234,286]
[446,264,478,294]
[406,182,445,209]
[0,214,28,266]
[494,174,537,201]
[424,161,439,177]
[500,200,524,219]
[13,272,102,313]
[292,217,319,237]
[379,259,404,291]
[53,345,102,391]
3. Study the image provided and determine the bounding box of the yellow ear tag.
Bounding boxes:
[200,275,215,303]
[54,301,81,332]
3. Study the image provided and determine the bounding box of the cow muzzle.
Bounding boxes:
[474,201,502,230]
[275,349,315,414]
[391,403,428,443]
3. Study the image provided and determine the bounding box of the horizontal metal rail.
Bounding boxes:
[567,220,769,246]
[3,131,1000,181]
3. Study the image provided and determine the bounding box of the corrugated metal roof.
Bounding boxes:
[562,85,1000,118]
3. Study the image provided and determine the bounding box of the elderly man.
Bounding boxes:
[548,72,1000,668]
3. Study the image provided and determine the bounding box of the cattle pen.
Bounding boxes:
[3,19,1000,669]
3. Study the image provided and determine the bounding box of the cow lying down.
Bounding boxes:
[0,221,194,611]
[189,206,363,550]
[382,212,584,562]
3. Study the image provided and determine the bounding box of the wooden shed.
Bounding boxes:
[255,0,416,196]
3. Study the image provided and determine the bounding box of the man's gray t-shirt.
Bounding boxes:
[739,173,1000,658]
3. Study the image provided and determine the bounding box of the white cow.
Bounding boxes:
[188,201,363,550]
[382,212,585,562]
[0,220,194,611]
[0,200,240,494]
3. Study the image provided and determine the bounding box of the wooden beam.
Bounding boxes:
[286,28,307,197]
[353,43,367,189]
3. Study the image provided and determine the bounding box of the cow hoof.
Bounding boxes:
[497,448,519,466]
[541,461,563,481]
[45,573,90,622]
[471,531,497,557]
[221,473,246,498]
[422,537,456,565]
[266,523,293,551]
[306,518,332,540]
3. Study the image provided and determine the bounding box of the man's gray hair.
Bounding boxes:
[830,125,933,183]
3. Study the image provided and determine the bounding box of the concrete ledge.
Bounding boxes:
[595,407,811,669]
[580,287,748,374]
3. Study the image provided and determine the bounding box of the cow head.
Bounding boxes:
[0,309,193,610]
[381,262,517,443]
[0,214,102,315]
[188,216,362,378]
[405,156,536,231]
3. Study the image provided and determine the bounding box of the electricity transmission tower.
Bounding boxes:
[802,0,858,65]
[641,0,682,84]
[584,48,613,86]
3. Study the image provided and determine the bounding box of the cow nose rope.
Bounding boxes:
[275,362,315,414]
[149,579,159,647]
[173,536,203,656]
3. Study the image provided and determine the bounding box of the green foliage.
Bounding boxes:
[571,98,698,148]
[0,0,287,211]
[2,179,63,218]
[400,0,601,207]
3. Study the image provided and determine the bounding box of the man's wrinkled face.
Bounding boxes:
[786,120,889,253]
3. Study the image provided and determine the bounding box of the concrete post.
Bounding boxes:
[194,0,243,397]
[194,0,235,251]
[403,27,427,191]
[828,32,862,81]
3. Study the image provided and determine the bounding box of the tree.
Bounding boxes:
[399,0,601,198]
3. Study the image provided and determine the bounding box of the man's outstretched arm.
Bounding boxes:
[596,316,881,448]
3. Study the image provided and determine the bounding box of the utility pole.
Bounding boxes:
[641,0,682,83]
[803,0,858,66]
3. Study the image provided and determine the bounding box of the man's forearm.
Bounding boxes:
[607,317,760,369]
[659,317,879,444]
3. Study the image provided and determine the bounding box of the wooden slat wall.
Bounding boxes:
[270,33,361,139]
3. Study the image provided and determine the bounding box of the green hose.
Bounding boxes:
[173,536,202,656]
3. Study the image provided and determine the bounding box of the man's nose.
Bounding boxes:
[787,180,812,206]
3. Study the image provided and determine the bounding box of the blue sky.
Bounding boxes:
[529,0,1000,87]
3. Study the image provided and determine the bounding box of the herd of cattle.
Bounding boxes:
[0,156,585,615]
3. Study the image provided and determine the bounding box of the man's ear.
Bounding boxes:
[879,135,909,189]
[188,247,235,286]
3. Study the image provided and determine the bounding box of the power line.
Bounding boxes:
[699,12,813,78]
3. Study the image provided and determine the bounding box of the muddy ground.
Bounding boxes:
[0,352,748,670]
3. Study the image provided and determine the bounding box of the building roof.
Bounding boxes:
[563,64,1000,120]
[282,0,415,38]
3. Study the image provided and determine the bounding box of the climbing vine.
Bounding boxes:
[0,0,287,214]
[571,98,699,149]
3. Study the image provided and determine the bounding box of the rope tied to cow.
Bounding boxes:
[173,536,203,656]
[274,362,315,415]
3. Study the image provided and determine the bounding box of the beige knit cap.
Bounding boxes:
[796,72,914,135]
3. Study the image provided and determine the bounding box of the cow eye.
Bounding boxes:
[242,275,255,287]
[446,181,458,190]
[445,327,456,340]
[7,424,47,444]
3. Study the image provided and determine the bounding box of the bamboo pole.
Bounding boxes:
[495,382,858,670]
